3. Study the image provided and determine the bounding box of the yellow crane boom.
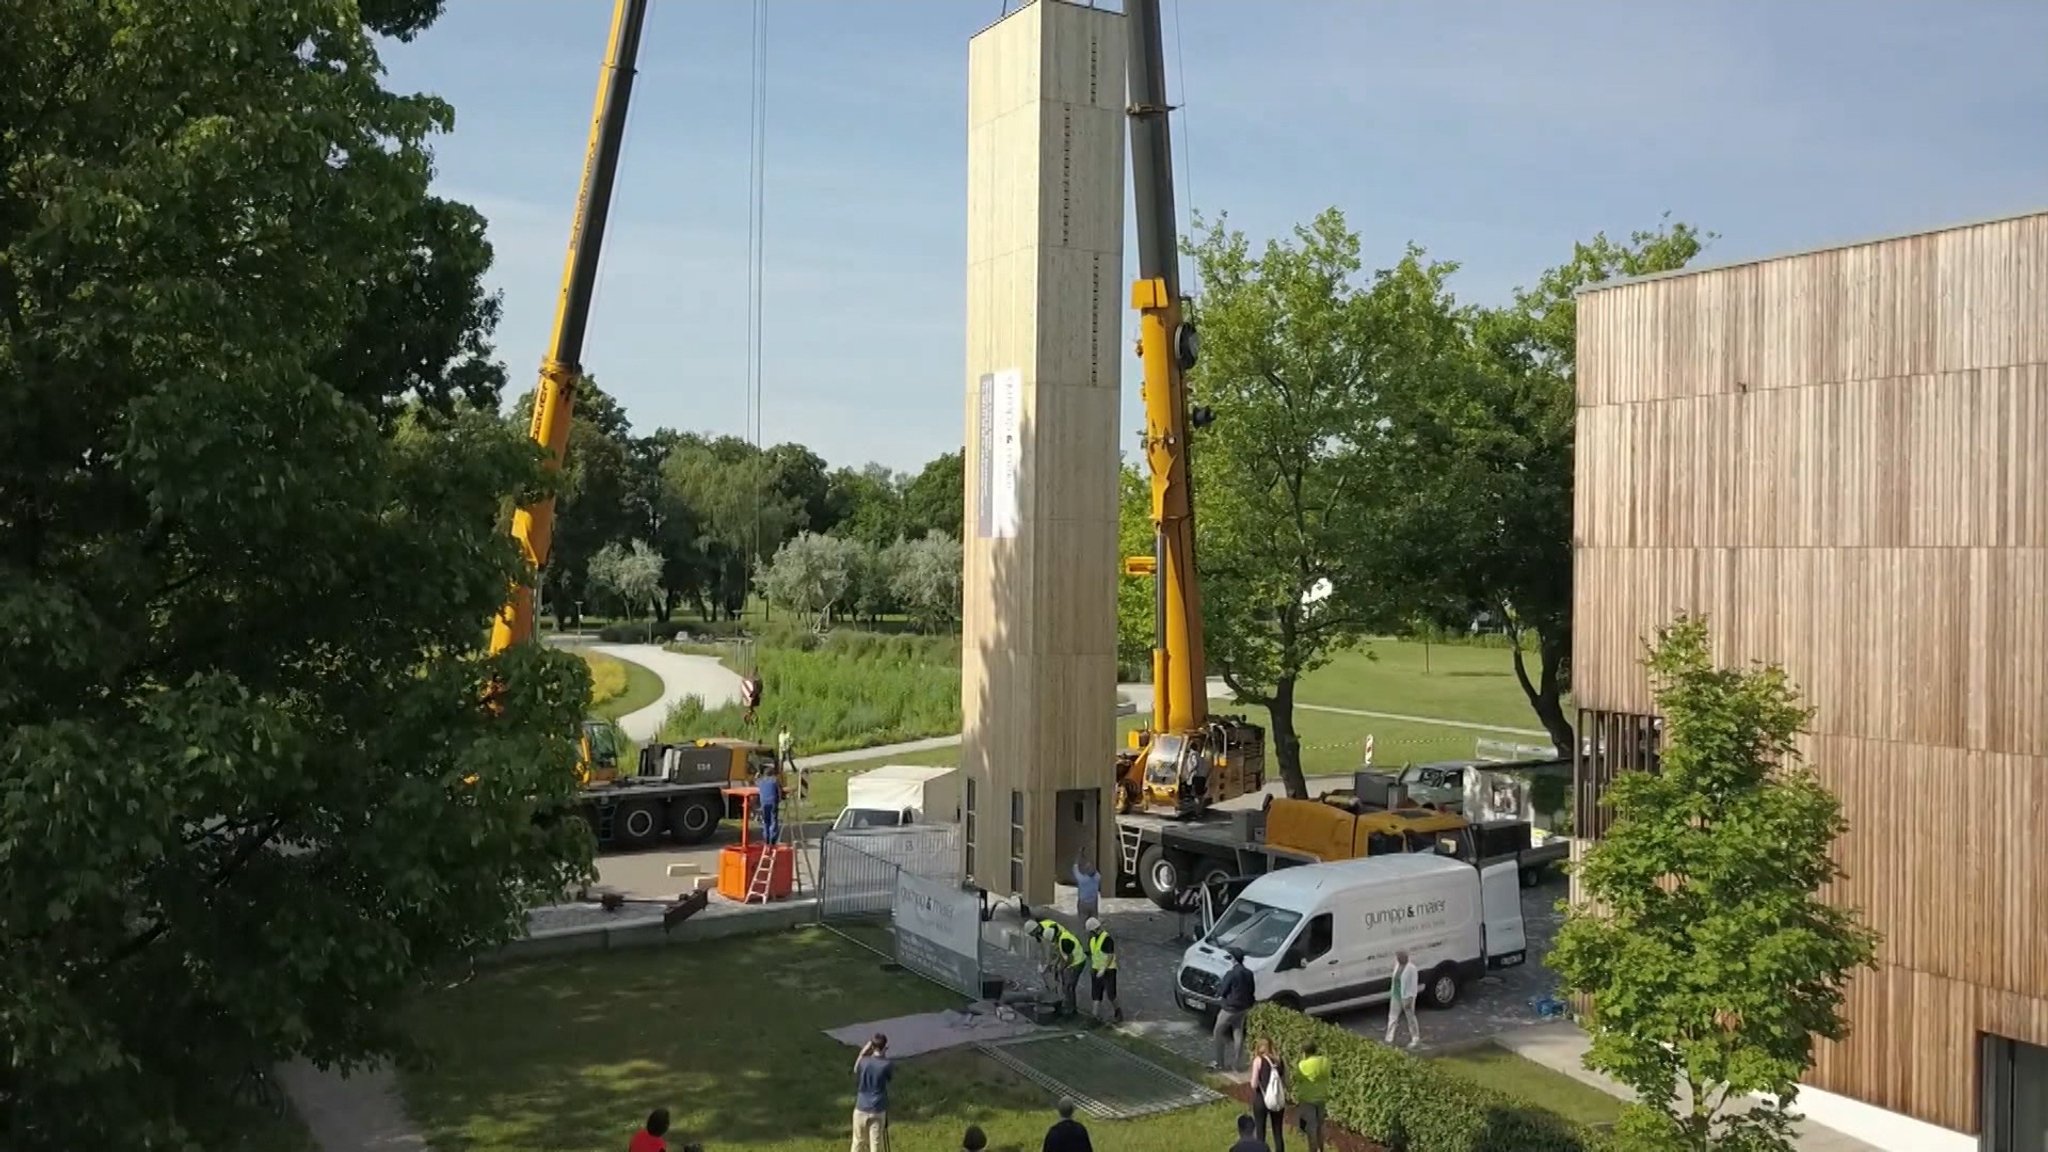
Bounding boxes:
[490,0,650,655]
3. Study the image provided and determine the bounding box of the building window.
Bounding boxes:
[1009,790,1026,893]
[1981,1033,2048,1152]
[1573,709,1663,840]
[963,776,978,881]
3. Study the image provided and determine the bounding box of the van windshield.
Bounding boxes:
[1203,899,1302,960]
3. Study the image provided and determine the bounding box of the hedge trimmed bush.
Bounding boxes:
[1247,1004,1608,1152]
[595,619,692,643]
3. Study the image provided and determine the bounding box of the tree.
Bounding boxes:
[1548,616,1879,1152]
[662,440,800,618]
[1406,219,1706,754]
[827,463,904,548]
[900,449,965,541]
[587,539,664,621]
[0,2,593,1146]
[888,531,963,632]
[764,442,836,535]
[1114,462,1154,680]
[760,531,860,631]
[847,539,901,624]
[1186,210,1460,797]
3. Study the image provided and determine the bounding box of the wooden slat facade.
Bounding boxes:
[1572,210,2048,1134]
[960,0,1125,902]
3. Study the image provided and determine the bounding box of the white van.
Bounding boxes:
[1173,853,1526,1017]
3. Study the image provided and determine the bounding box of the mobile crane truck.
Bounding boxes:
[489,0,768,854]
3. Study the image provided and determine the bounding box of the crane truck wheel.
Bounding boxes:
[667,794,721,845]
[1137,845,1183,911]
[610,798,664,851]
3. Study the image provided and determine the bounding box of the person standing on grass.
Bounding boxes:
[1249,1036,1288,1152]
[1385,948,1422,1049]
[627,1108,670,1152]
[1042,1099,1094,1152]
[852,1033,895,1152]
[1073,852,1102,922]
[1292,1041,1330,1152]
[1228,1111,1270,1152]
[1211,948,1255,1071]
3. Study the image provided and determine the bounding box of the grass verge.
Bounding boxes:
[398,929,1250,1152]
[1428,1044,1624,1128]
[579,651,666,721]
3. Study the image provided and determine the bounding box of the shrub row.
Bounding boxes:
[1247,1004,1608,1152]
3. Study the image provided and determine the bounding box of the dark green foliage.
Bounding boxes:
[1248,1006,1609,1152]
[0,0,591,1145]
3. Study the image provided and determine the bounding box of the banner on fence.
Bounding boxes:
[893,870,982,996]
[818,824,961,920]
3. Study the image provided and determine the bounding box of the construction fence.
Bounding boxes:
[817,824,985,999]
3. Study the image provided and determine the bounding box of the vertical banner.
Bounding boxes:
[975,368,1022,539]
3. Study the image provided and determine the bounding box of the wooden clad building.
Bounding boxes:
[1571,210,2048,1145]
[959,0,1125,902]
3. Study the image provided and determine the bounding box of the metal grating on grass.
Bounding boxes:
[976,1030,1221,1120]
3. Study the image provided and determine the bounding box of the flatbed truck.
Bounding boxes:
[575,727,777,852]
[1112,782,1569,911]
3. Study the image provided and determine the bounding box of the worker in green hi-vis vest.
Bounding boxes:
[1293,1041,1331,1152]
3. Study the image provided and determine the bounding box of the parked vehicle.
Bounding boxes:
[1173,853,1528,1017]
[832,764,962,831]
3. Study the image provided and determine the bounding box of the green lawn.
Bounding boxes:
[586,652,666,722]
[1293,639,1567,731]
[398,929,1250,1152]
[1430,1044,1624,1129]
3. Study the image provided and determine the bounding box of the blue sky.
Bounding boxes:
[380,0,2048,473]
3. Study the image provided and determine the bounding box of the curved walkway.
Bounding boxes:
[588,643,743,742]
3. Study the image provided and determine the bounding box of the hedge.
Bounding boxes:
[1247,1004,1610,1152]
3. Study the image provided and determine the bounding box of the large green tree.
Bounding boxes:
[0,2,592,1146]
[510,381,638,627]
[1406,220,1705,754]
[1549,617,1879,1151]
[1186,210,1461,797]
[662,438,800,618]
[901,449,965,541]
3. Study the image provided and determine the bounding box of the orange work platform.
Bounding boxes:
[718,843,795,901]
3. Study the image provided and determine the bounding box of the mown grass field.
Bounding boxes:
[1428,1044,1623,1129]
[1292,639,1570,731]
[399,930,1251,1152]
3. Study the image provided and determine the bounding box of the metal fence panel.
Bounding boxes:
[818,824,961,921]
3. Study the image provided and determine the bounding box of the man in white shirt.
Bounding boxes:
[1385,949,1422,1048]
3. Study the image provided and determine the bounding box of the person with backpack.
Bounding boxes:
[1249,1036,1287,1152]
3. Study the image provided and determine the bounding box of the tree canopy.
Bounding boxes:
[0,1,590,1145]
[1549,616,1879,1151]
[1184,209,1463,796]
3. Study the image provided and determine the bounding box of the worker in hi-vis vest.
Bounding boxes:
[1086,916,1122,1023]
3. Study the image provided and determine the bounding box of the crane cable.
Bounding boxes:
[740,0,769,682]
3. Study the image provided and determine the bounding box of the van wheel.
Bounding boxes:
[611,799,664,851]
[667,795,721,845]
[1138,845,1181,910]
[1424,965,1461,1009]
[1520,864,1544,889]
[1271,992,1303,1015]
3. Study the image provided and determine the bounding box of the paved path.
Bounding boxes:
[278,1061,423,1151]
[587,643,741,742]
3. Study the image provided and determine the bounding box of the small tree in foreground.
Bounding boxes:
[1548,615,1879,1152]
